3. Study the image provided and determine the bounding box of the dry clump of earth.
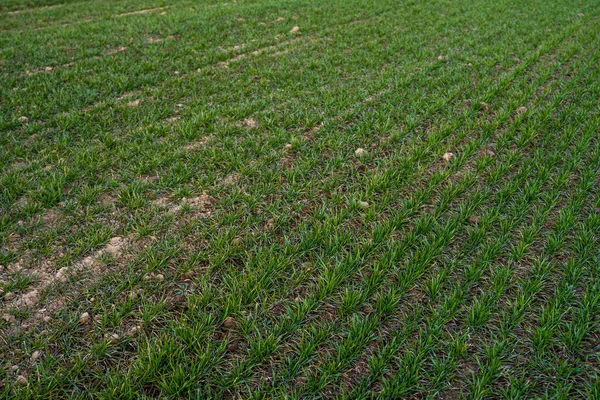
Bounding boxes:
[223,317,236,329]
[442,152,454,161]
[355,148,366,156]
[55,267,69,281]
[242,118,258,128]
[30,350,42,361]
[15,375,27,386]
[19,290,39,307]
[143,272,165,281]
[221,173,239,186]
[468,215,480,225]
[3,292,16,301]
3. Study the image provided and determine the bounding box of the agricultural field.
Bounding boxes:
[1,0,600,397]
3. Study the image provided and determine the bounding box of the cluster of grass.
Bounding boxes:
[1,0,599,397]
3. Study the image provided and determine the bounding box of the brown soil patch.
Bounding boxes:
[115,6,172,17]
[154,194,214,218]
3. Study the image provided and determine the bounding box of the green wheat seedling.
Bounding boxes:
[1,0,599,398]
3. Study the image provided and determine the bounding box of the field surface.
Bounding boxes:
[1,0,600,398]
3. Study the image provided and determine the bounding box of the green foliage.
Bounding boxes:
[1,0,599,398]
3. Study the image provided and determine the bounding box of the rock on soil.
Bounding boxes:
[79,312,91,324]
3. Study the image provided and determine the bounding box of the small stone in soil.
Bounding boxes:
[79,312,91,324]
